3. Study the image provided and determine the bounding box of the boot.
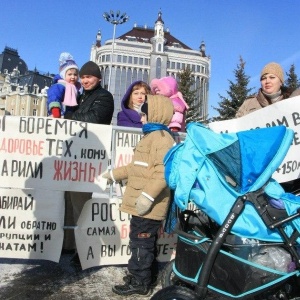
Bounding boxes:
[112,277,151,296]
[123,273,158,288]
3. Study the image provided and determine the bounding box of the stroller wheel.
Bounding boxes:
[161,259,194,289]
[151,286,199,300]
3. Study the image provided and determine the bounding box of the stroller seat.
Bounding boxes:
[156,123,300,299]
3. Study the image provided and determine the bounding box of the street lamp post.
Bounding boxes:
[103,10,129,91]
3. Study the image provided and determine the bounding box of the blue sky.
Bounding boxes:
[1,0,300,117]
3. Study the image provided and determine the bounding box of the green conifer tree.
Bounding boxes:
[211,57,254,121]
[178,67,204,124]
[285,64,300,90]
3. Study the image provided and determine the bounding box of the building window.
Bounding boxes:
[156,58,162,78]
[128,56,132,64]
[33,109,37,116]
[33,98,38,105]
[171,62,175,69]
[138,69,143,79]
[106,54,110,62]
[176,62,180,69]
[117,55,122,63]
[127,68,132,88]
[134,57,138,64]
[145,58,149,65]
[143,70,149,82]
[139,57,143,65]
[104,67,110,89]
[182,63,185,69]
[132,69,138,82]
[122,56,127,63]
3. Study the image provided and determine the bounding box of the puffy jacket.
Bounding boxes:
[47,74,81,117]
[112,95,175,220]
[72,84,114,124]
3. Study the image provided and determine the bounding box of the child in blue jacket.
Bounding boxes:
[47,52,81,118]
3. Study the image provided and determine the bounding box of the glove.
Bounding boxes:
[51,107,61,118]
[136,194,153,216]
[102,172,113,185]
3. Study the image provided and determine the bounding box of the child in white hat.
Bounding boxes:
[47,52,81,118]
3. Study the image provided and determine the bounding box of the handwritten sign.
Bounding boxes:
[0,188,64,262]
[209,96,300,182]
[75,196,176,270]
[0,116,112,192]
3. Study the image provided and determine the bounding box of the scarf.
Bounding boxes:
[262,90,282,103]
[142,123,171,134]
[60,80,79,106]
[132,103,142,111]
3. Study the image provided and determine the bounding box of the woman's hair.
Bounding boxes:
[281,86,296,99]
[128,82,151,109]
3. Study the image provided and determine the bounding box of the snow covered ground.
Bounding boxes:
[0,254,163,300]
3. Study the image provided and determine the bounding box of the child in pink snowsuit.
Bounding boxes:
[150,76,189,132]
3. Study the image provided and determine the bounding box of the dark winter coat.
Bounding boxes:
[71,83,114,124]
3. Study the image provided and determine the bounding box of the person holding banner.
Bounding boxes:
[103,95,175,296]
[236,62,300,193]
[67,61,114,265]
[47,52,81,118]
[236,62,300,118]
[117,81,151,128]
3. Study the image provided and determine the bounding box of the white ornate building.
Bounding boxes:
[0,47,52,116]
[90,11,211,124]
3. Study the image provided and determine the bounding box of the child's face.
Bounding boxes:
[140,113,148,125]
[65,69,78,84]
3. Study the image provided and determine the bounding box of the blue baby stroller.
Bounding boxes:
[151,123,300,300]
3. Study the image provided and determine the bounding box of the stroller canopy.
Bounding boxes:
[164,123,300,242]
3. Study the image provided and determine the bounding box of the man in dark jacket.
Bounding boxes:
[72,61,114,123]
[68,61,114,265]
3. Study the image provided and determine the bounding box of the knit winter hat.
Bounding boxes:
[260,62,284,83]
[79,61,101,79]
[59,52,78,79]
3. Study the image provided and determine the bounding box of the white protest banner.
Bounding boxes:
[75,196,176,270]
[0,188,64,262]
[208,96,300,183]
[114,129,143,168]
[0,116,112,192]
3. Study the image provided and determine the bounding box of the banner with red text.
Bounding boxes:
[0,116,112,192]
[75,196,176,270]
